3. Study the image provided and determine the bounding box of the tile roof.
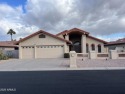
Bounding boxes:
[0,41,18,47]
[16,30,72,44]
[56,28,107,44]
[56,28,89,36]
[105,38,125,46]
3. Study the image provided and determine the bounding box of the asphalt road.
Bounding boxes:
[0,70,125,94]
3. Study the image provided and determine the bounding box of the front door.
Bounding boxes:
[73,41,81,53]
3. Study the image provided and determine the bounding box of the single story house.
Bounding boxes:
[0,41,18,51]
[16,28,108,59]
[105,38,125,52]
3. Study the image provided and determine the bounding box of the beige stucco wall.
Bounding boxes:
[20,34,66,46]
[19,33,69,59]
[86,37,107,53]
[57,35,64,39]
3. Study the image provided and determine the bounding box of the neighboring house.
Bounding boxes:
[105,38,125,52]
[0,41,19,58]
[16,28,108,59]
[0,41,18,51]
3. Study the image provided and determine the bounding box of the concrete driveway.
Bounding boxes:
[1,59,125,71]
[0,58,69,71]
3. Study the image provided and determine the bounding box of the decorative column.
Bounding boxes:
[65,34,69,53]
[69,51,77,68]
[89,51,97,59]
[19,45,22,59]
[110,50,118,59]
[64,43,69,53]
[34,44,37,59]
[81,35,86,53]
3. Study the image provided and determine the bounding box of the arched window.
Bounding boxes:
[98,44,101,53]
[39,34,46,38]
[91,44,95,51]
[86,43,89,53]
[73,41,81,45]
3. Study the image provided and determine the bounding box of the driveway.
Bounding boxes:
[0,59,125,71]
[0,58,69,71]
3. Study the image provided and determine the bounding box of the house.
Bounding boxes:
[0,41,19,58]
[0,41,18,51]
[16,28,108,59]
[105,38,125,52]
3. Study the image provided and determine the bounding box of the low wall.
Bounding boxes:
[77,53,89,59]
[2,50,19,58]
[97,53,109,59]
[75,50,125,60]
[117,52,125,59]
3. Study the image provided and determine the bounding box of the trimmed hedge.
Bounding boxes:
[64,53,70,58]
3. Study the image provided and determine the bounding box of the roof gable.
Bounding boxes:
[56,28,89,36]
[16,30,71,44]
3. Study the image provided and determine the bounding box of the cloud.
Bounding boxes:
[0,0,125,41]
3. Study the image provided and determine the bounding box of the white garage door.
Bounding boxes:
[36,45,64,58]
[21,46,34,59]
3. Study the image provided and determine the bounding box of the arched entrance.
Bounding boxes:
[69,33,82,53]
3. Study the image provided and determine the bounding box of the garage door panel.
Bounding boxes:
[21,47,34,59]
[36,45,64,58]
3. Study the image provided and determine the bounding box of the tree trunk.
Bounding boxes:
[11,35,12,41]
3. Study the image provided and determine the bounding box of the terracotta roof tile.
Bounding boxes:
[16,30,72,44]
[105,38,125,46]
[56,28,89,36]
[0,41,18,47]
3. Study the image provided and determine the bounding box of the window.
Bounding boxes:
[86,43,89,53]
[39,34,46,38]
[98,44,101,53]
[74,41,81,45]
[91,44,95,51]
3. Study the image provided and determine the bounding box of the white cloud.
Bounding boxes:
[0,0,125,41]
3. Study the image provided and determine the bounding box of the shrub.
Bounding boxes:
[64,53,70,58]
[0,52,9,60]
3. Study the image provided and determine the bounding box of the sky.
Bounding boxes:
[0,0,125,41]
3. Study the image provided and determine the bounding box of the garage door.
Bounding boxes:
[21,46,34,59]
[36,45,64,58]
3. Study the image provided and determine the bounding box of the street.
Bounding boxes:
[0,70,125,94]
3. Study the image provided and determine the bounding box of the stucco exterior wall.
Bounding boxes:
[20,34,66,46]
[19,33,69,59]
[86,37,107,53]
[57,35,64,39]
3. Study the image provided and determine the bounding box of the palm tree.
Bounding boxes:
[7,29,16,41]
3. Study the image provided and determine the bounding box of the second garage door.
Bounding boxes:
[36,45,64,58]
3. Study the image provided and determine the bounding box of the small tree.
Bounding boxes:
[7,29,16,41]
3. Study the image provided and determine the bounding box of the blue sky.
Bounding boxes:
[0,0,27,12]
[0,0,26,6]
[0,0,125,41]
